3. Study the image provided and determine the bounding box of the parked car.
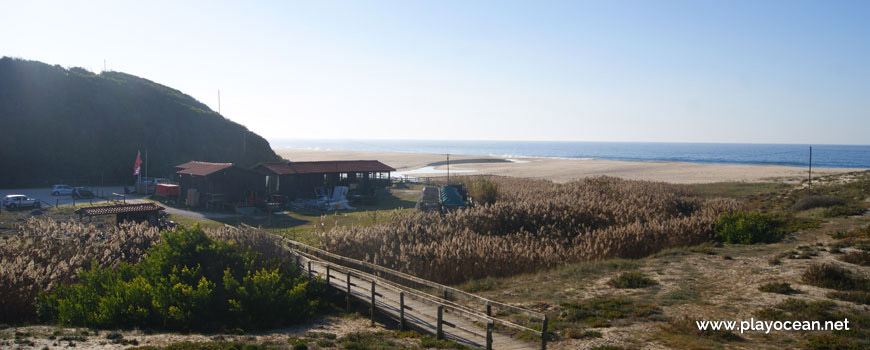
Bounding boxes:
[3,194,41,209]
[51,184,74,196]
[72,187,95,199]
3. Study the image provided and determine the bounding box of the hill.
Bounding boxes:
[0,57,280,188]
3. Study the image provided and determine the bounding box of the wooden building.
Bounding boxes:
[75,203,165,226]
[175,161,265,208]
[252,160,395,199]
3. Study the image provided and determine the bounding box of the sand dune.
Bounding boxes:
[276,148,860,184]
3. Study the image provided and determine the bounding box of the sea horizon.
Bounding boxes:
[269,139,870,169]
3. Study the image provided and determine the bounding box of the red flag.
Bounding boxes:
[133,151,142,175]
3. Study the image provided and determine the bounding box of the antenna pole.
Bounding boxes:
[808,146,813,194]
[446,154,450,186]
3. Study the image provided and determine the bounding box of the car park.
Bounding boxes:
[3,194,41,209]
[51,184,74,196]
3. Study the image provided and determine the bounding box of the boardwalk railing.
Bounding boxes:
[240,224,547,349]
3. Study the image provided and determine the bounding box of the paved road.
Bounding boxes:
[0,186,144,208]
[304,257,536,350]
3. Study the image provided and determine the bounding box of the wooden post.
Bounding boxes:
[307,261,312,279]
[326,265,331,285]
[370,280,376,326]
[443,289,448,300]
[399,292,405,330]
[346,272,352,312]
[808,146,813,194]
[486,322,493,350]
[437,306,444,340]
[486,302,492,316]
[541,315,548,350]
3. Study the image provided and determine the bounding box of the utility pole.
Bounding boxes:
[446,154,450,186]
[808,146,813,195]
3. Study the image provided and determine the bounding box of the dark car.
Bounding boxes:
[72,187,95,199]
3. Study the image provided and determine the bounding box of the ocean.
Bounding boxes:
[269,139,870,169]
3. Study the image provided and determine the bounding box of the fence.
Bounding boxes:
[241,224,548,349]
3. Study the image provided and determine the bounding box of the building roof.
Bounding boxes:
[75,203,164,216]
[175,161,235,176]
[254,160,396,175]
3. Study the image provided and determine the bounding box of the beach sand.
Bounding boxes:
[276,148,861,184]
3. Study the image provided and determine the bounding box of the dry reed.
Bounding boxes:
[0,219,286,323]
[319,176,737,284]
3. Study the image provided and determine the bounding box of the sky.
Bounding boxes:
[2,0,869,145]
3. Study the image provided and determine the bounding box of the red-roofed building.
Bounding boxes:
[175,161,265,208]
[252,160,395,199]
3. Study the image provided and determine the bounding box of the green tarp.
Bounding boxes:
[439,186,465,208]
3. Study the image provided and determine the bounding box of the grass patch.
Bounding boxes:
[755,298,870,349]
[607,272,658,289]
[823,204,867,218]
[457,277,503,293]
[660,286,702,306]
[128,342,274,350]
[556,298,663,329]
[562,328,602,339]
[664,315,743,342]
[793,195,848,211]
[758,282,799,295]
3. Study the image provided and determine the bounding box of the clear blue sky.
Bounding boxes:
[2,0,869,144]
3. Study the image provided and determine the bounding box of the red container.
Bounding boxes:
[156,184,179,196]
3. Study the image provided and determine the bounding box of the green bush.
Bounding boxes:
[468,177,499,205]
[37,225,326,331]
[713,211,783,244]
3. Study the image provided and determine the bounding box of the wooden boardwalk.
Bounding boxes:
[277,237,544,350]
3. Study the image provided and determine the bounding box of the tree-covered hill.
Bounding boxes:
[0,57,281,188]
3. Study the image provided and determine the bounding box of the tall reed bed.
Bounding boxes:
[0,219,284,323]
[319,176,737,284]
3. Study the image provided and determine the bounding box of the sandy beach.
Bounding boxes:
[276,148,862,184]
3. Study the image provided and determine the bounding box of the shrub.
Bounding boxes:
[839,251,870,266]
[758,282,798,294]
[607,272,658,289]
[467,177,499,205]
[37,225,325,331]
[823,204,867,218]
[800,264,870,292]
[793,195,847,211]
[713,211,783,244]
[827,291,870,305]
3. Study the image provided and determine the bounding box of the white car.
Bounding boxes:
[51,184,74,196]
[3,194,41,209]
